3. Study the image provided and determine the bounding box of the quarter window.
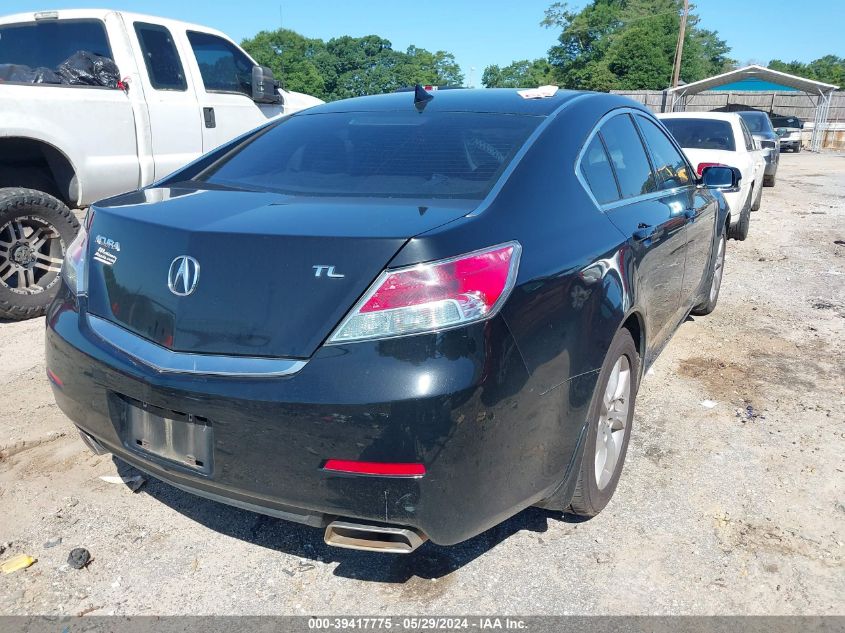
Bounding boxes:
[580,134,620,204]
[187,31,253,96]
[600,114,657,199]
[636,117,691,190]
[134,23,186,91]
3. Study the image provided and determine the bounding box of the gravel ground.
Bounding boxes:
[0,152,842,616]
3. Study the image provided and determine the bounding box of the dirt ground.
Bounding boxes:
[0,153,842,616]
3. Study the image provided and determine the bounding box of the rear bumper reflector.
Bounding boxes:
[322,459,426,478]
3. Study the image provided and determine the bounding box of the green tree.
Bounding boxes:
[481,58,554,88]
[769,55,845,86]
[241,29,333,100]
[541,0,734,90]
[242,30,464,102]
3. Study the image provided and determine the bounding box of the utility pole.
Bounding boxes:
[671,0,689,88]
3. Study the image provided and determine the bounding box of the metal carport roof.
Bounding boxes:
[667,65,839,151]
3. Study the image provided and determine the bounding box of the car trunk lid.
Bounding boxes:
[85,185,474,359]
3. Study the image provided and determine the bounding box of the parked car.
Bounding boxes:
[737,110,780,187]
[0,9,321,320]
[770,115,804,152]
[658,112,765,241]
[46,89,734,552]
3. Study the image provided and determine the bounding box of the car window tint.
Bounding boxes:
[187,31,253,96]
[660,118,737,152]
[0,19,112,69]
[580,134,619,204]
[636,117,691,190]
[134,23,186,91]
[196,111,541,200]
[600,114,657,199]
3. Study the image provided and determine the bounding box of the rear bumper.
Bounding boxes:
[46,290,597,545]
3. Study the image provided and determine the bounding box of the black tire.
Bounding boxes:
[691,224,726,316]
[0,188,79,320]
[794,144,801,153]
[751,182,763,212]
[728,189,752,241]
[567,328,640,518]
[763,172,776,187]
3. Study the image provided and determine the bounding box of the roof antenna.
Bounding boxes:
[414,84,434,111]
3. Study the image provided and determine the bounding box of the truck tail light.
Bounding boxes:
[328,242,521,344]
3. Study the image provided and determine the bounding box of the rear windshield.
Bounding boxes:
[661,118,736,152]
[770,116,801,129]
[0,19,111,68]
[738,112,773,134]
[195,111,542,199]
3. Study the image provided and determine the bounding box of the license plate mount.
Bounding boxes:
[118,396,213,475]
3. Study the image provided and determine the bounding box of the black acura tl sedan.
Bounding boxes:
[46,88,736,553]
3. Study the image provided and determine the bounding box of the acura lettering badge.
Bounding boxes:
[168,256,200,296]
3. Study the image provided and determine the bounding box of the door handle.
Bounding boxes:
[203,107,216,129]
[633,224,657,241]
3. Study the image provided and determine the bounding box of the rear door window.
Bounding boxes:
[187,31,253,96]
[600,114,657,199]
[635,116,692,190]
[0,19,112,70]
[580,134,620,204]
[134,23,186,91]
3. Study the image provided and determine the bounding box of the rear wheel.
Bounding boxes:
[0,188,78,320]
[729,189,752,241]
[751,182,763,211]
[794,144,801,153]
[567,328,639,518]
[692,225,726,316]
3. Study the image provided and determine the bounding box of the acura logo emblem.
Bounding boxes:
[168,256,200,296]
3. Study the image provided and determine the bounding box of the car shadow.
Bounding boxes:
[113,458,580,582]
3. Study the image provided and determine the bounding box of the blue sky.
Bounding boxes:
[8,1,844,85]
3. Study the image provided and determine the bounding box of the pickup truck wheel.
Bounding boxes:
[567,328,639,518]
[0,188,79,320]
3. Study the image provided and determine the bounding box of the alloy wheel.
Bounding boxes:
[595,355,631,490]
[709,235,725,304]
[0,216,65,295]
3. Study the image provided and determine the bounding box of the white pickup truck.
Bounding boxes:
[0,9,321,319]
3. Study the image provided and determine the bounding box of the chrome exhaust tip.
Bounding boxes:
[324,520,428,554]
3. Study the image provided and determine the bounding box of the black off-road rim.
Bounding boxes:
[0,215,66,296]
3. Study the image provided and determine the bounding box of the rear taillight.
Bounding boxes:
[62,225,88,296]
[62,209,94,296]
[328,242,521,344]
[696,162,725,176]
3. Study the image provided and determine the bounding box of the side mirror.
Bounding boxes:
[701,165,741,190]
[799,121,805,129]
[251,65,282,104]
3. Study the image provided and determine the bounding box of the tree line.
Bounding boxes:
[240,1,843,101]
[241,30,462,101]
[484,0,844,90]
